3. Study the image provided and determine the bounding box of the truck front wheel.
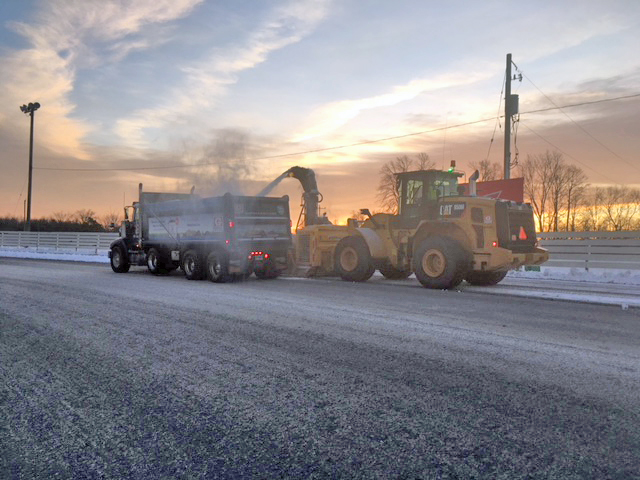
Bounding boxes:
[206,250,229,283]
[182,250,204,280]
[146,248,168,275]
[413,236,469,289]
[334,236,375,282]
[465,270,508,286]
[110,245,130,273]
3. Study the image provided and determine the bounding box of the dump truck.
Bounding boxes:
[261,166,548,289]
[109,183,292,282]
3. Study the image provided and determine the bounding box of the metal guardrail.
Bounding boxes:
[2,230,639,270]
[538,231,640,270]
[0,231,119,253]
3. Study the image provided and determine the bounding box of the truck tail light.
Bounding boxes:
[492,241,498,247]
[229,221,235,228]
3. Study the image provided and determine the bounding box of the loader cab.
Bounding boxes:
[396,170,463,225]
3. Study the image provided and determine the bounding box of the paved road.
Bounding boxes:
[1,258,639,479]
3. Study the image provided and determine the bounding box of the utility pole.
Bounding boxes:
[503,53,520,180]
[504,54,512,180]
[20,102,40,231]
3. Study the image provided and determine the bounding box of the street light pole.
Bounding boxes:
[20,102,40,231]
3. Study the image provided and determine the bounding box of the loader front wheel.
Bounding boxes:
[110,245,130,273]
[465,269,508,286]
[182,250,204,280]
[334,236,375,282]
[413,236,469,289]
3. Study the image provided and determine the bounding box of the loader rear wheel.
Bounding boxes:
[465,269,508,286]
[182,250,204,280]
[379,265,411,280]
[146,248,168,275]
[334,236,375,282]
[110,245,130,273]
[206,250,229,283]
[413,236,469,289]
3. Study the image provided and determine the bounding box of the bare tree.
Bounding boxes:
[563,165,588,231]
[100,211,122,231]
[518,152,555,231]
[547,154,569,232]
[599,186,640,231]
[50,211,72,222]
[377,154,434,213]
[469,159,501,181]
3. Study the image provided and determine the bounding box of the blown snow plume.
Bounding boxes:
[187,129,254,196]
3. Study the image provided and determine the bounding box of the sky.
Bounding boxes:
[1,0,639,224]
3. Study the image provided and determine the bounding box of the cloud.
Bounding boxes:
[113,0,332,147]
[0,0,203,161]
[291,70,492,142]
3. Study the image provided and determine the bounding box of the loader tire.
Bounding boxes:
[413,236,470,289]
[110,245,130,273]
[206,250,229,283]
[146,248,168,275]
[182,249,204,280]
[334,236,375,282]
[465,269,508,286]
[379,265,412,280]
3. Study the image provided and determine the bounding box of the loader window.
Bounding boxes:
[406,180,423,206]
[433,174,458,198]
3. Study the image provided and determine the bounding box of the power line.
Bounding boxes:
[34,92,640,173]
[519,121,619,184]
[521,74,640,174]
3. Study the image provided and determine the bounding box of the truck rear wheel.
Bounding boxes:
[182,250,204,280]
[334,236,375,282]
[206,250,229,283]
[110,245,130,273]
[465,270,508,286]
[146,248,168,275]
[413,236,469,289]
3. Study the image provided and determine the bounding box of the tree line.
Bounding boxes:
[0,210,121,232]
[376,151,640,232]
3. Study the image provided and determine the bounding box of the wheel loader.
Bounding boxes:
[260,166,548,289]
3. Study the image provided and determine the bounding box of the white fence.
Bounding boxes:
[1,230,639,270]
[0,231,119,254]
[538,231,640,270]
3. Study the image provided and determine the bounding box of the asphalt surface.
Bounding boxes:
[1,258,639,479]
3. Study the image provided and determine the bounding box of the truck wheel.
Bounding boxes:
[413,236,469,289]
[182,250,204,280]
[110,245,130,273]
[379,265,411,280]
[206,250,229,283]
[334,236,375,282]
[146,248,168,275]
[465,270,508,286]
